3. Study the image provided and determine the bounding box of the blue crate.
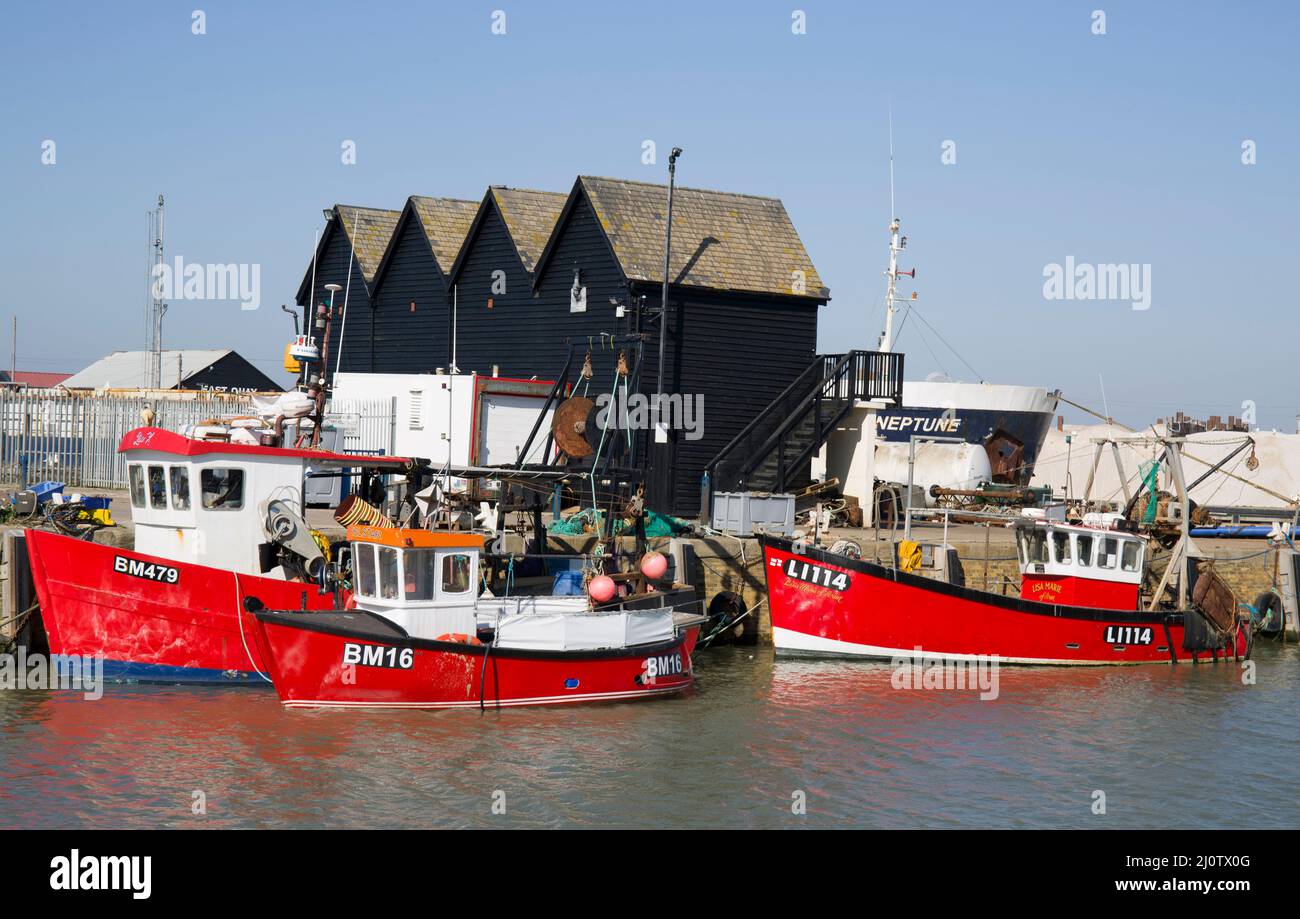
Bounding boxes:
[30,481,65,504]
[552,570,586,596]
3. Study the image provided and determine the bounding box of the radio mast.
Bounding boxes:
[145,195,167,389]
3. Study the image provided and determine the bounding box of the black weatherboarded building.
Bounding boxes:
[296,176,831,517]
[361,195,480,374]
[522,176,829,516]
[296,204,400,377]
[445,186,569,375]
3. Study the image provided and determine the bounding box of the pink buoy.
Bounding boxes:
[588,575,616,603]
[639,551,668,580]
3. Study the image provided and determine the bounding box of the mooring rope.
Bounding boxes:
[232,572,274,684]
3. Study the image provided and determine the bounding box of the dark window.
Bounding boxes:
[404,548,437,601]
[355,546,375,597]
[1076,534,1093,567]
[379,547,399,599]
[129,465,146,509]
[442,553,472,593]
[148,465,168,510]
[200,468,244,510]
[170,466,190,511]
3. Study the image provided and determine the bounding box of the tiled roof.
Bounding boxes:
[578,176,828,300]
[489,187,568,273]
[0,370,72,388]
[333,205,401,283]
[409,196,480,274]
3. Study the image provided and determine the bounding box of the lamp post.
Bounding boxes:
[657,147,681,400]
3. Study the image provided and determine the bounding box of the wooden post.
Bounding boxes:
[1,531,35,648]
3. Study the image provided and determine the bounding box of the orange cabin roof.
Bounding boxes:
[346,525,485,550]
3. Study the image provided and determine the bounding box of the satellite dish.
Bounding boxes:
[552,396,596,459]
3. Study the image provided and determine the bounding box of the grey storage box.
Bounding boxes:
[710,492,795,537]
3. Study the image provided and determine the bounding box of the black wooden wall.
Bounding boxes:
[446,203,540,378]
[366,217,454,374]
[297,224,376,378]
[296,189,824,517]
[461,193,633,384]
[521,192,822,517]
[654,286,819,514]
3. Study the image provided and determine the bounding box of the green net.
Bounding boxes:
[1139,460,1160,524]
[547,508,690,539]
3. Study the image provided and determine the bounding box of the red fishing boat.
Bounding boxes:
[761,509,1250,665]
[247,526,703,709]
[26,426,410,683]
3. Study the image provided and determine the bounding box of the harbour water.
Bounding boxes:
[2,644,1298,829]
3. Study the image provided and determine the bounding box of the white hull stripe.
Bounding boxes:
[772,627,1165,667]
[281,682,691,709]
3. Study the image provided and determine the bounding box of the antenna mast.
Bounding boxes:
[878,115,912,352]
[145,195,167,389]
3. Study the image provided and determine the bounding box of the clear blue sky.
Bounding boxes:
[2,1,1296,427]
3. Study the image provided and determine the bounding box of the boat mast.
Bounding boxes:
[877,114,910,353]
[878,216,905,352]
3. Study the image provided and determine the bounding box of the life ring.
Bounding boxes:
[435,632,482,645]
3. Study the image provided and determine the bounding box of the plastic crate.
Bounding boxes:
[30,481,65,504]
[552,570,586,596]
[710,492,796,537]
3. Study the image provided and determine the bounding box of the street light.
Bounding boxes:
[657,147,681,401]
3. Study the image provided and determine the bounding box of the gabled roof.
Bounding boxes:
[62,350,233,390]
[448,186,567,284]
[0,370,72,388]
[372,196,479,292]
[295,204,401,305]
[533,176,829,301]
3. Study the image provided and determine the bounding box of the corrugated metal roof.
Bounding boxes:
[62,350,230,390]
[409,196,480,274]
[489,187,568,273]
[333,205,401,283]
[577,176,828,300]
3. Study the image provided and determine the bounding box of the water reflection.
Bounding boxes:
[1,644,1297,828]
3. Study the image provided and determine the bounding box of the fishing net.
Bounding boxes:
[547,508,690,539]
[1139,460,1160,524]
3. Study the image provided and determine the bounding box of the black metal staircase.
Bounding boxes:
[707,350,903,495]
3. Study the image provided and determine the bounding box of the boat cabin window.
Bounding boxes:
[200,468,244,510]
[1121,540,1142,572]
[442,553,473,594]
[148,465,168,510]
[1021,530,1048,566]
[378,547,400,599]
[1051,531,1071,565]
[403,548,438,601]
[170,467,190,510]
[355,545,376,597]
[1075,534,1093,567]
[1097,537,1118,569]
[129,464,146,509]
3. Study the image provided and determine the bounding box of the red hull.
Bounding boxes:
[251,609,698,709]
[24,528,334,683]
[761,537,1249,665]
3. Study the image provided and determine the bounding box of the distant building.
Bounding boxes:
[61,350,282,393]
[0,370,73,389]
[1163,411,1250,435]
